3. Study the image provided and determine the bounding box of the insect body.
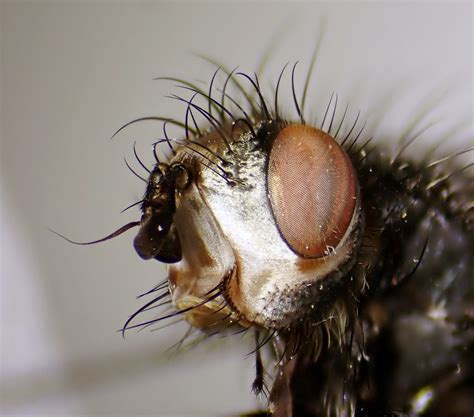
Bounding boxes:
[86,59,473,416]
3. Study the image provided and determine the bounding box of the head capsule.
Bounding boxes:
[153,122,365,330]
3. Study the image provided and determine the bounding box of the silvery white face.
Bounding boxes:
[130,99,365,332]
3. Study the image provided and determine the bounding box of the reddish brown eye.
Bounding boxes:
[267,124,358,258]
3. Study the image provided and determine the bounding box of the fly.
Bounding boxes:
[61,36,474,417]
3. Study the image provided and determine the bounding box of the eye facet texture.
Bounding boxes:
[267,124,358,258]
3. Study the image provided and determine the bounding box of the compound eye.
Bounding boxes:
[267,124,358,258]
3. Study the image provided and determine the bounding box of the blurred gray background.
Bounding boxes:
[1,1,472,416]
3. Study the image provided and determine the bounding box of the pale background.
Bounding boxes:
[1,2,472,417]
